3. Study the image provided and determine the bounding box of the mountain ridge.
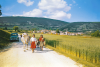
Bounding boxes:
[0,16,100,32]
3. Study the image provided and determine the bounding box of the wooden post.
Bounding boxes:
[55,42,56,48]
[65,45,66,52]
[83,49,84,59]
[76,49,77,57]
[58,44,60,50]
[97,54,99,64]
[53,41,54,47]
[93,54,96,63]
[70,46,72,54]
[54,42,55,48]
[79,49,80,58]
[86,51,87,61]
[63,45,64,51]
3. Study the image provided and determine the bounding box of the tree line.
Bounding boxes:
[91,30,100,37]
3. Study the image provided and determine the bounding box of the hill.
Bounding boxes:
[61,22,100,32]
[0,16,68,30]
[0,16,100,32]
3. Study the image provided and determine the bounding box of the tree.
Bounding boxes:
[13,26,19,31]
[91,30,100,37]
[91,33,94,36]
[32,28,37,31]
[56,29,60,33]
[5,27,7,30]
[0,5,2,16]
[94,30,99,37]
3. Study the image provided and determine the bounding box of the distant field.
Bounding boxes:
[27,33,100,51]
[21,33,100,52]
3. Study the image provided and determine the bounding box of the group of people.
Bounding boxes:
[30,34,45,53]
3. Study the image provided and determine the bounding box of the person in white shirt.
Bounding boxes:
[30,34,37,53]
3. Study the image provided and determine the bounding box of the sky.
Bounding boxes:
[0,0,100,22]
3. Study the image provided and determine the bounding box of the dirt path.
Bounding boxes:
[0,37,83,67]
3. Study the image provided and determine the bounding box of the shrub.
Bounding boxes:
[0,29,11,48]
[91,30,100,37]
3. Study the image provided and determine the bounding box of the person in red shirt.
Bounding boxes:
[39,35,44,50]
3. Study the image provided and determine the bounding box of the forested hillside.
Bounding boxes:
[0,16,100,32]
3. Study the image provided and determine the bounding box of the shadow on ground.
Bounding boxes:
[0,42,13,53]
[0,37,53,53]
[34,46,53,53]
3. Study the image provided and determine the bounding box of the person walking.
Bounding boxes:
[30,34,37,53]
[39,35,44,51]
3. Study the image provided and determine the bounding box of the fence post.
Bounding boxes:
[65,45,66,52]
[55,42,56,48]
[83,49,84,59]
[63,45,64,52]
[62,45,63,52]
[76,49,77,57]
[97,54,99,64]
[54,42,56,48]
[68,45,70,53]
[70,46,71,54]
[93,53,96,63]
[53,41,54,47]
[58,44,60,50]
[79,49,80,58]
[86,50,87,61]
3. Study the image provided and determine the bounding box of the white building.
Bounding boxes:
[37,31,41,33]
[33,31,35,33]
[51,30,56,34]
[41,30,46,33]
[59,31,65,35]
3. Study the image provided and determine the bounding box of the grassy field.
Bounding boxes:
[20,33,100,67]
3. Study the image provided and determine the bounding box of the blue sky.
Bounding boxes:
[0,0,100,22]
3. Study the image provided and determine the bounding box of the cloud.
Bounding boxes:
[69,4,72,6]
[38,0,71,12]
[15,0,72,21]
[48,11,71,20]
[79,7,81,8]
[38,0,71,20]
[72,0,76,3]
[17,0,34,6]
[23,9,42,17]
[13,9,42,17]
